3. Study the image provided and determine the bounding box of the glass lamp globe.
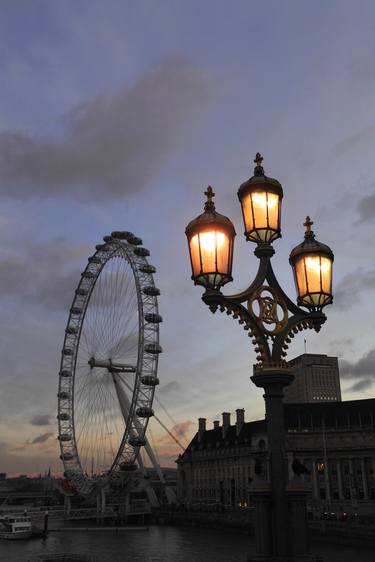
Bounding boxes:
[237,153,283,244]
[185,186,236,290]
[289,217,334,310]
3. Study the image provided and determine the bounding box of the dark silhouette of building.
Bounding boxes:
[284,353,341,403]
[177,400,375,513]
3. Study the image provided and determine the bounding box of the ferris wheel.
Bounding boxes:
[57,231,162,496]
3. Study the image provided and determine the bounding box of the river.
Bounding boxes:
[0,525,374,562]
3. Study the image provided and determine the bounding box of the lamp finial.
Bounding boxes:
[204,186,215,212]
[253,152,264,176]
[303,216,315,239]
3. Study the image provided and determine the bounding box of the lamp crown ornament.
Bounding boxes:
[303,216,314,239]
[253,152,265,176]
[204,185,215,213]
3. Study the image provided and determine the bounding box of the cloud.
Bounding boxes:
[348,379,374,392]
[159,381,181,395]
[340,348,375,392]
[332,124,375,157]
[0,59,212,202]
[30,414,53,426]
[0,238,88,310]
[334,268,375,308]
[155,419,193,446]
[31,432,54,444]
[357,192,375,222]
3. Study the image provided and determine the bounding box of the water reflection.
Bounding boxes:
[0,525,374,562]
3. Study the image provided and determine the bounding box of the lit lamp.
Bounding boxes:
[185,186,236,290]
[289,216,334,310]
[237,153,283,243]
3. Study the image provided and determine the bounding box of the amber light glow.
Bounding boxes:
[189,230,230,286]
[241,191,281,243]
[294,255,332,307]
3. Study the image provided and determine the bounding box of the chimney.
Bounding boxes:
[198,418,206,442]
[222,412,231,438]
[213,420,220,429]
[236,408,245,436]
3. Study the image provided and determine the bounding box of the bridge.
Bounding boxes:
[0,499,151,522]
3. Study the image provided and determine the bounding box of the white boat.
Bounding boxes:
[0,514,32,539]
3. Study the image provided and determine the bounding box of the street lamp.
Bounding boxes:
[185,186,236,290]
[185,154,333,562]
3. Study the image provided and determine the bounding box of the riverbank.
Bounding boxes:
[153,509,375,546]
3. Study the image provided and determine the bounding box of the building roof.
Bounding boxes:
[179,419,266,459]
[178,399,375,462]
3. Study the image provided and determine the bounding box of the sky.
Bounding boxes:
[1,0,375,475]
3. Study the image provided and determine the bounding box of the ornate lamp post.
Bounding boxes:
[185,154,333,561]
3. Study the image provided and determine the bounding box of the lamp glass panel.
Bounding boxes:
[215,231,230,273]
[295,257,307,298]
[320,256,332,294]
[241,194,255,234]
[190,231,230,276]
[241,191,280,240]
[190,235,202,277]
[304,256,322,294]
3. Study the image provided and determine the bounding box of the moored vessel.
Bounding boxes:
[0,513,32,539]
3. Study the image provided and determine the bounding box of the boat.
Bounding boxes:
[0,513,32,539]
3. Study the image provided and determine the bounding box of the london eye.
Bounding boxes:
[57,231,162,496]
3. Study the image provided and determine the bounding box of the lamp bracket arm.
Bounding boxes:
[265,262,304,317]
[201,291,272,363]
[219,255,270,304]
[272,310,327,361]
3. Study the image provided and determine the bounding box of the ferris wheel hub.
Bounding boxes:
[88,357,136,373]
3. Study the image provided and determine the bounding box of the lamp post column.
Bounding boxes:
[252,369,294,559]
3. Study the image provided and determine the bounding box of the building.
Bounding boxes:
[283,353,341,403]
[176,400,375,512]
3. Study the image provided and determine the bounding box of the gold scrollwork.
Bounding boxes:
[248,285,288,335]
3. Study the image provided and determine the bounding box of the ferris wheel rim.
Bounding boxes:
[57,232,161,494]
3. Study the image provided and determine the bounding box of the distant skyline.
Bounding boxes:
[1,1,375,475]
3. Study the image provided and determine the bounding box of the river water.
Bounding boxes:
[0,525,374,562]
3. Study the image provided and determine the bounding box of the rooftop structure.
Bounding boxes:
[284,353,341,403]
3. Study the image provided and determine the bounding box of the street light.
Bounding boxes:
[185,186,236,290]
[185,154,333,562]
[238,152,283,243]
[289,216,334,309]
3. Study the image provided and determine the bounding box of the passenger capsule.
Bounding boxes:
[103,235,113,242]
[144,343,162,354]
[141,375,160,386]
[75,288,87,296]
[142,286,160,297]
[128,236,142,245]
[144,313,163,323]
[70,307,82,315]
[139,265,156,274]
[119,461,137,472]
[134,247,150,257]
[58,434,72,441]
[60,452,74,461]
[111,231,134,240]
[129,436,146,447]
[136,406,154,418]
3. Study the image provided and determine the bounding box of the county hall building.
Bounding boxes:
[176,355,375,513]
